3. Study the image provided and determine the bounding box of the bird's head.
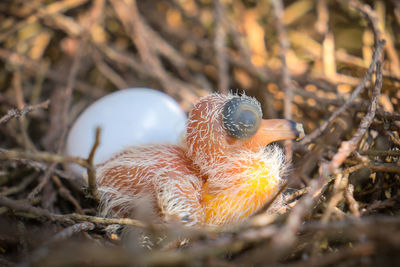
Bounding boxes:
[185,94,304,171]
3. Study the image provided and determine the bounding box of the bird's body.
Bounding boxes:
[96,94,303,226]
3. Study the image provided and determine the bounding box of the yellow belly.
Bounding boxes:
[202,162,280,225]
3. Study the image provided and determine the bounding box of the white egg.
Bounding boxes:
[66,88,187,175]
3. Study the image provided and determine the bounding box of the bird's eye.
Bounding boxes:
[222,96,262,139]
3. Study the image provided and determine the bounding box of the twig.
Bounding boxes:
[376,110,400,121]
[93,51,129,89]
[0,0,89,43]
[28,162,57,201]
[0,195,73,224]
[272,0,293,121]
[272,0,294,160]
[28,222,95,265]
[345,184,360,217]
[51,175,84,214]
[282,187,309,205]
[56,35,86,153]
[321,173,348,223]
[86,127,101,200]
[292,243,375,267]
[213,0,229,94]
[365,162,400,174]
[0,148,88,168]
[300,40,385,146]
[47,222,95,245]
[110,0,201,109]
[348,0,383,44]
[0,100,50,124]
[0,195,146,227]
[0,174,37,197]
[0,48,101,98]
[12,70,37,151]
[268,8,385,258]
[359,149,400,157]
[361,196,400,215]
[316,0,337,82]
[328,59,383,172]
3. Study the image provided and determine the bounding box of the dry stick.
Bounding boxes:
[2,147,87,201]
[57,0,103,153]
[28,162,57,201]
[93,51,129,89]
[272,0,294,160]
[214,0,229,94]
[97,43,202,106]
[345,183,360,217]
[268,39,384,262]
[300,215,400,237]
[0,195,146,227]
[310,172,350,256]
[51,175,84,214]
[0,174,37,197]
[29,222,96,261]
[141,21,187,71]
[361,196,400,215]
[111,0,201,109]
[28,222,96,265]
[0,195,73,224]
[359,149,400,157]
[366,162,400,174]
[0,48,101,98]
[2,157,76,181]
[29,0,100,201]
[46,222,95,245]
[27,41,85,200]
[0,148,88,168]
[293,243,375,267]
[0,100,50,124]
[317,0,337,81]
[283,161,367,208]
[86,127,101,199]
[376,110,400,121]
[0,0,89,43]
[328,60,382,172]
[321,173,348,222]
[300,40,385,146]
[57,38,86,154]
[300,43,385,148]
[13,70,37,151]
[347,0,383,55]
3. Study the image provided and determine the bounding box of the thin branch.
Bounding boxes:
[0,100,50,124]
[272,0,294,160]
[328,59,383,172]
[0,148,89,168]
[51,175,84,214]
[214,0,229,94]
[300,40,385,145]
[86,127,101,200]
[0,195,146,228]
[359,149,400,157]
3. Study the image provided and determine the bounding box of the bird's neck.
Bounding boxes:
[200,146,285,225]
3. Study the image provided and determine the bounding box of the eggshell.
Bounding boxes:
[66,88,187,175]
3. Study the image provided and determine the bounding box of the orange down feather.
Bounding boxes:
[96,94,304,226]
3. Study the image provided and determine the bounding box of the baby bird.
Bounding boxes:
[96,94,304,226]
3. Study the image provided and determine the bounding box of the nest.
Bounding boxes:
[1,0,400,266]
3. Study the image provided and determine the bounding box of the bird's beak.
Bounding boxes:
[243,119,304,151]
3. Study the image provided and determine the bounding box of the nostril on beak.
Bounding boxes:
[289,121,305,141]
